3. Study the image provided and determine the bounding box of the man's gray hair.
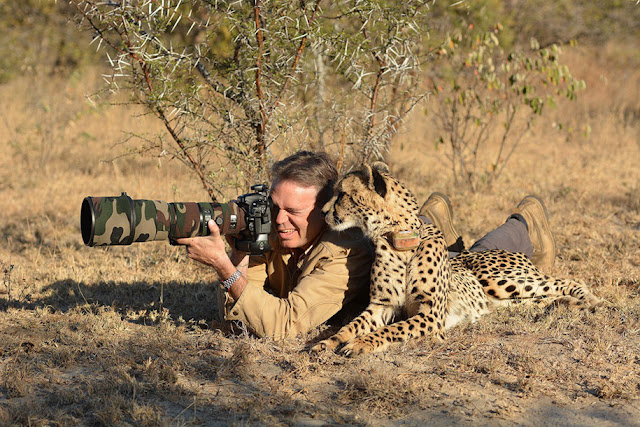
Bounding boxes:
[271,151,338,208]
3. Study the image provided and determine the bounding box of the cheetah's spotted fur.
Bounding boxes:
[311,163,601,356]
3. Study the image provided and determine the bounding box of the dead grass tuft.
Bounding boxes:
[1,359,34,398]
[337,370,425,417]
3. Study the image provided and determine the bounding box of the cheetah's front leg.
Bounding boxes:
[341,308,447,356]
[310,303,396,352]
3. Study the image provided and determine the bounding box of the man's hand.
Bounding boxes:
[175,220,250,300]
[175,220,230,269]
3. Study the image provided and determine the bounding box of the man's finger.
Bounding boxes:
[174,237,192,245]
[207,219,221,235]
[174,220,219,245]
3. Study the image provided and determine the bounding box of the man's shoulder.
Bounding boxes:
[316,227,373,256]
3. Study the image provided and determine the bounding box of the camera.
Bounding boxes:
[81,184,272,254]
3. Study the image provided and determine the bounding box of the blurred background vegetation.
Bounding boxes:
[1,0,639,194]
[0,1,94,83]
[2,0,637,83]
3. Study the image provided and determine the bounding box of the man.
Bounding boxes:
[178,150,556,339]
[176,151,374,339]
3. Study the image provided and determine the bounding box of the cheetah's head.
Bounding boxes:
[323,162,421,239]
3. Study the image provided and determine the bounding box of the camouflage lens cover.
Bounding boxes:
[81,194,247,246]
[82,194,162,246]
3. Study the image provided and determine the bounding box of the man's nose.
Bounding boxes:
[275,209,288,224]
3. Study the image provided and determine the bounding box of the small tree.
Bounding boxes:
[428,26,585,191]
[70,0,430,200]
[316,1,428,165]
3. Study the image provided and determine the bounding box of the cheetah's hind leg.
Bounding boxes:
[457,250,602,310]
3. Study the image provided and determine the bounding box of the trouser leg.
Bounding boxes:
[426,214,533,259]
[468,216,533,259]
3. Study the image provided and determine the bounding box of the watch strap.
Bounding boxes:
[221,269,242,291]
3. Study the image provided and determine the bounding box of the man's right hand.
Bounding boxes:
[175,220,249,300]
[175,220,231,269]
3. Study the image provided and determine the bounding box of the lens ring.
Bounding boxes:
[81,197,96,246]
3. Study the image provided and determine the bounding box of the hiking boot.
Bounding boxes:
[511,195,556,272]
[419,192,465,252]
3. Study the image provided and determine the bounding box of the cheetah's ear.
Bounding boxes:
[371,161,390,174]
[360,164,387,198]
[361,164,374,187]
[370,165,388,198]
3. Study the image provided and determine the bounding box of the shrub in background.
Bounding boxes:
[428,26,585,191]
[3,0,637,194]
[69,0,430,200]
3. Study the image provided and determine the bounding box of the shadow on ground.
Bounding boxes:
[0,278,223,325]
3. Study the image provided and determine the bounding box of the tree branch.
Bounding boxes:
[71,0,217,201]
[254,0,267,166]
[266,0,321,122]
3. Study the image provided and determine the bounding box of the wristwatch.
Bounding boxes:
[221,269,242,291]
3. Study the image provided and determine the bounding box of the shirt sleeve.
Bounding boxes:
[224,241,372,340]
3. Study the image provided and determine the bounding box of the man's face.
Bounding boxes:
[270,179,325,250]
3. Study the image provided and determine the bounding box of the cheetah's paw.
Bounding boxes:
[341,339,375,357]
[310,337,341,353]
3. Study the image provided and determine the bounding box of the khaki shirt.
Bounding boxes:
[223,228,373,339]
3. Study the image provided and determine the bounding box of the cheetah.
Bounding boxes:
[311,163,601,356]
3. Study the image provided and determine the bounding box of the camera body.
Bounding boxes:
[232,184,272,254]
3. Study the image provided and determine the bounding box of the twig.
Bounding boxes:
[336,116,348,173]
[2,262,13,300]
[69,0,217,201]
[75,279,91,306]
[360,25,388,163]
[266,0,321,122]
[253,0,267,166]
[172,396,197,422]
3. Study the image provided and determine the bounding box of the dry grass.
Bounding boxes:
[1,40,639,425]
